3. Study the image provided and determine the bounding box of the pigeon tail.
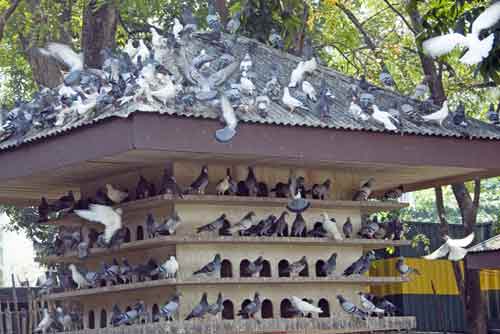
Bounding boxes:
[215,126,237,143]
[287,198,311,213]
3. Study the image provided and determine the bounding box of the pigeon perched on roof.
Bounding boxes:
[268,28,284,50]
[193,254,222,278]
[488,103,499,125]
[372,105,399,131]
[283,87,308,112]
[422,2,500,65]
[423,233,474,261]
[422,101,449,126]
[185,292,209,320]
[237,292,261,319]
[452,103,467,127]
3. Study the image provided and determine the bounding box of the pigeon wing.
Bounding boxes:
[448,246,468,261]
[451,233,475,248]
[46,42,83,71]
[471,2,500,36]
[422,33,467,58]
[423,243,449,260]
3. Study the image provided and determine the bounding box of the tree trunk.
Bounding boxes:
[465,268,488,334]
[27,47,64,88]
[82,0,118,69]
[58,0,74,46]
[214,0,229,24]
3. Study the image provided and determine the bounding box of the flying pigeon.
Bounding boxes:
[197,214,228,234]
[245,256,264,277]
[160,293,181,321]
[422,2,500,65]
[215,95,238,143]
[44,42,83,72]
[207,292,224,317]
[193,254,222,278]
[358,292,385,317]
[185,292,209,320]
[184,165,209,194]
[396,256,421,276]
[322,253,338,276]
[343,251,376,276]
[343,217,353,238]
[321,213,343,240]
[287,192,311,214]
[75,204,123,244]
[423,233,474,261]
[105,184,128,204]
[237,292,261,319]
[172,18,184,40]
[291,296,323,316]
[337,295,368,320]
[372,105,399,131]
[353,177,375,201]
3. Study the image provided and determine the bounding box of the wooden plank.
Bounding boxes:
[40,236,411,264]
[40,276,410,301]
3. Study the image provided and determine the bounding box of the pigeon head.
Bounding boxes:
[202,165,208,174]
[255,256,264,263]
[329,253,337,260]
[254,292,260,300]
[321,213,329,221]
[214,254,222,263]
[336,295,346,303]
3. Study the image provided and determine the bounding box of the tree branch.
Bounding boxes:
[381,0,417,34]
[336,3,377,51]
[473,179,481,211]
[434,186,449,236]
[0,0,21,41]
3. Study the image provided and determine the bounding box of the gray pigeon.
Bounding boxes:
[383,185,404,201]
[112,301,146,326]
[396,257,420,276]
[160,293,181,321]
[146,213,156,238]
[343,218,353,238]
[321,253,337,276]
[77,241,89,259]
[311,179,331,200]
[207,292,224,316]
[184,166,209,194]
[291,213,307,237]
[379,64,395,90]
[358,217,380,239]
[358,292,385,317]
[226,12,241,34]
[245,256,264,277]
[259,214,277,236]
[343,251,376,276]
[353,178,375,201]
[197,214,227,234]
[159,168,184,197]
[275,212,289,237]
[245,166,258,197]
[185,292,209,320]
[119,258,133,284]
[193,254,221,277]
[237,292,261,319]
[154,211,182,236]
[285,256,307,277]
[337,295,368,320]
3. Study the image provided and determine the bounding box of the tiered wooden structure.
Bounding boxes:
[37,161,413,331]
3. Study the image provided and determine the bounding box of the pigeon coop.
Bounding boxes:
[2,34,500,334]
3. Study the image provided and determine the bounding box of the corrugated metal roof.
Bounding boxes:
[2,34,500,152]
[469,234,500,253]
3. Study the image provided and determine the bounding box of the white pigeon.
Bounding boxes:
[372,104,398,131]
[105,184,128,204]
[151,77,177,104]
[68,264,93,289]
[240,75,256,95]
[321,213,343,240]
[58,85,78,98]
[35,309,54,334]
[302,81,317,101]
[422,100,449,126]
[172,18,184,40]
[162,256,179,278]
[75,204,123,243]
[240,53,253,72]
[349,101,369,121]
[422,2,500,65]
[45,42,83,71]
[71,94,97,116]
[133,40,151,65]
[150,28,166,49]
[283,87,306,112]
[291,296,323,315]
[289,58,317,88]
[423,233,474,261]
[124,39,138,59]
[359,293,385,316]
[215,95,238,142]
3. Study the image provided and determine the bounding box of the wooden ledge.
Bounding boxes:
[40,236,411,264]
[40,276,409,301]
[43,194,408,227]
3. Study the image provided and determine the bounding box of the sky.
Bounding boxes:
[1,213,43,287]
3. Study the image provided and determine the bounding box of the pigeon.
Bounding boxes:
[291,213,307,237]
[291,296,322,316]
[287,192,311,213]
[136,175,153,199]
[184,165,209,194]
[197,214,228,234]
[259,214,277,236]
[358,292,385,317]
[44,42,83,72]
[358,217,380,239]
[321,214,343,240]
[383,185,404,201]
[322,253,337,276]
[387,217,405,240]
[75,204,123,244]
[112,301,146,326]
[311,179,331,200]
[379,64,395,90]
[51,191,76,212]
[256,95,271,117]
[270,182,290,198]
[216,174,231,195]
[349,100,369,120]
[374,296,397,316]
[105,184,128,204]
[285,256,307,277]
[133,258,159,281]
[34,309,54,334]
[38,197,50,222]
[423,233,474,261]
[343,218,353,238]
[77,241,89,259]
[207,292,224,316]
[145,213,156,238]
[216,95,238,143]
[412,77,430,100]
[302,81,317,101]
[151,77,177,104]
[488,103,499,125]
[119,258,133,283]
[160,293,181,321]
[68,264,97,289]
[372,105,398,131]
[240,53,253,73]
[245,166,258,197]
[206,0,223,32]
[337,295,367,320]
[155,211,182,236]
[422,100,449,126]
[453,103,467,127]
[240,74,256,95]
[229,212,257,235]
[422,2,500,65]
[245,256,264,277]
[353,177,375,201]
[159,169,184,198]
[237,292,261,319]
[182,6,198,33]
[283,87,307,112]
[153,256,179,278]
[102,259,120,284]
[289,59,317,88]
[185,293,209,320]
[269,28,284,49]
[172,18,184,40]
[226,11,241,34]
[307,222,328,238]
[396,256,420,276]
[343,251,376,276]
[193,254,222,277]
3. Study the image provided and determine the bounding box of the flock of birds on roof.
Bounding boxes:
[1,2,499,147]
